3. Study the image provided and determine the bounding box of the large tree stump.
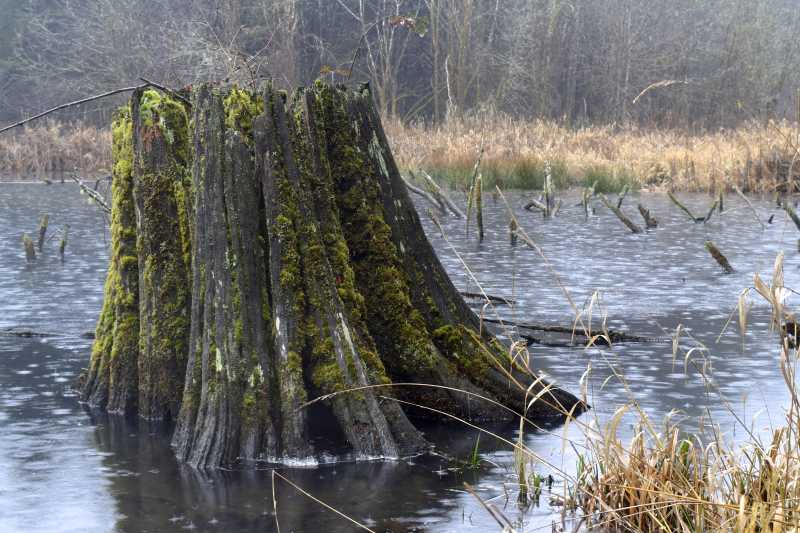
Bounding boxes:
[84,83,584,468]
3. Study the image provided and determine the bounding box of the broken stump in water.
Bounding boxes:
[59,225,69,260]
[22,234,35,262]
[82,83,584,469]
[37,214,48,251]
[705,240,734,274]
[637,204,658,229]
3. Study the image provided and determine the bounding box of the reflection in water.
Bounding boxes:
[0,184,797,531]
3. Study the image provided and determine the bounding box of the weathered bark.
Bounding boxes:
[87,83,584,469]
[82,108,140,414]
[131,88,192,420]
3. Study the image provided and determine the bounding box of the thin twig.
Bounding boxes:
[0,85,144,135]
[271,470,281,533]
[72,175,111,214]
[272,471,376,533]
[732,184,765,230]
[139,77,192,108]
[464,482,518,532]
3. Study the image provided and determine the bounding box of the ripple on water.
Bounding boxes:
[1,187,798,533]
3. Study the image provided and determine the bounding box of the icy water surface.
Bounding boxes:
[0,183,796,532]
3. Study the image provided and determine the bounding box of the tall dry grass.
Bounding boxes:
[386,114,800,193]
[412,201,800,532]
[0,120,111,178]
[566,253,800,532]
[3,115,798,193]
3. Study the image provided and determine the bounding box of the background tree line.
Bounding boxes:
[0,0,799,130]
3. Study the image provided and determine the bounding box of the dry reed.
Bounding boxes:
[385,114,800,193]
[4,115,799,194]
[569,254,800,532]
[0,120,110,178]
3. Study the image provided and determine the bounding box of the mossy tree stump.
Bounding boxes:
[84,83,583,468]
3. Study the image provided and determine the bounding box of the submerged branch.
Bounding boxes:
[599,194,643,233]
[460,291,516,305]
[480,317,660,344]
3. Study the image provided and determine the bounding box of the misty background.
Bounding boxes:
[0,0,798,130]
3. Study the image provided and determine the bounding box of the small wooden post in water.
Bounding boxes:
[509,217,518,246]
[59,225,69,260]
[581,181,596,219]
[637,204,658,228]
[37,214,49,251]
[705,241,734,274]
[476,174,484,242]
[22,234,35,262]
[616,184,630,209]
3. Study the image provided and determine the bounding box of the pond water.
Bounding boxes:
[0,183,795,532]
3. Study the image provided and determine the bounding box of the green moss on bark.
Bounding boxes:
[83,107,139,413]
[134,89,192,420]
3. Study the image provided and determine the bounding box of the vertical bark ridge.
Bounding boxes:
[260,88,312,458]
[172,86,216,462]
[132,88,192,421]
[286,88,427,457]
[317,84,503,420]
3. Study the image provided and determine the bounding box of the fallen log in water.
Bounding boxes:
[637,204,658,228]
[72,175,111,214]
[599,194,643,233]
[705,240,734,273]
[524,197,547,212]
[703,198,719,223]
[0,327,94,339]
[616,185,630,209]
[481,317,659,344]
[732,184,764,230]
[82,83,583,469]
[421,170,464,218]
[0,328,53,338]
[460,291,517,305]
[404,174,446,214]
